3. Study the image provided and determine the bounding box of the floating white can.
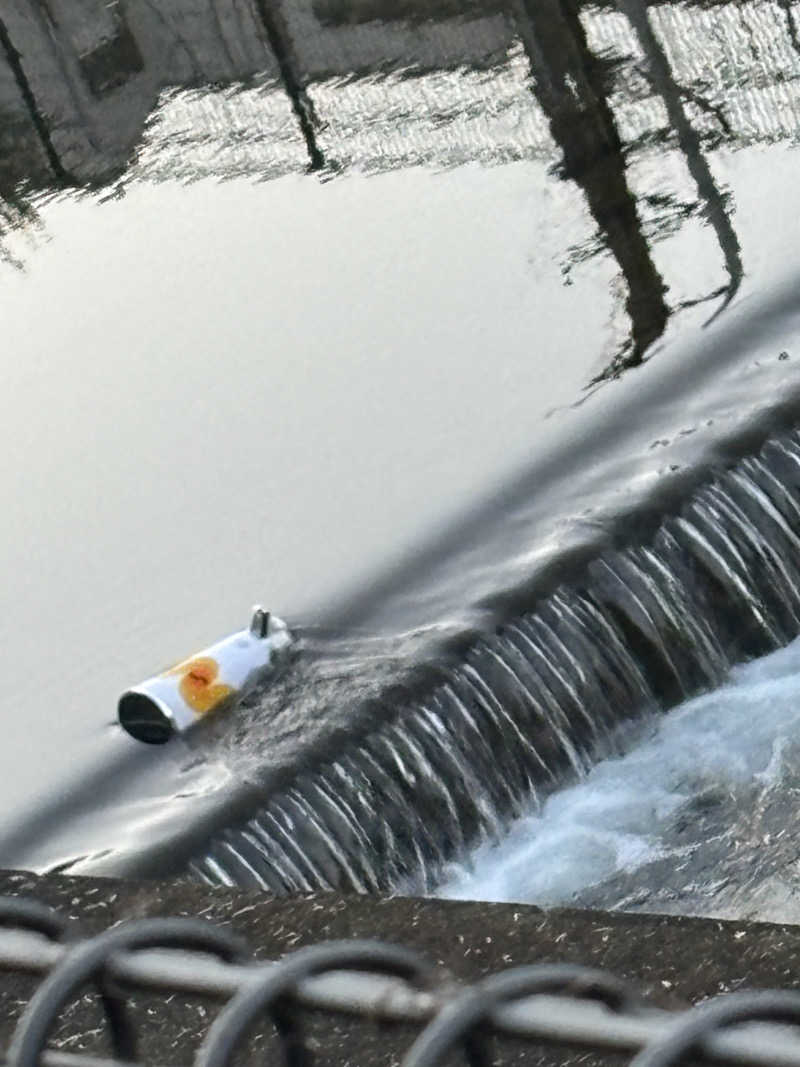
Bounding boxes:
[118,608,292,744]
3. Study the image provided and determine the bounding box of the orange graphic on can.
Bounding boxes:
[166,656,235,715]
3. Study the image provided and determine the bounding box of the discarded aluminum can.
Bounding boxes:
[118,608,292,744]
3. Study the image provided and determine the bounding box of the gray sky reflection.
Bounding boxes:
[0,162,609,816]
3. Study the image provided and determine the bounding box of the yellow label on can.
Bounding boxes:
[164,656,235,715]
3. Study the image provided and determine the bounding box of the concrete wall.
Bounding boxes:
[3,868,800,1065]
[280,0,513,80]
[2,0,799,189]
[0,0,517,192]
[0,0,280,184]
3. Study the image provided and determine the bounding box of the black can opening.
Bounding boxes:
[118,692,174,744]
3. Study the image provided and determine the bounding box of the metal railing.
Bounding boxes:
[2,895,800,1067]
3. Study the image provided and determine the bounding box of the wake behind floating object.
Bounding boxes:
[117,607,292,744]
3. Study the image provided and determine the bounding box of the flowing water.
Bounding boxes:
[183,428,800,898]
[441,634,800,924]
[5,0,800,918]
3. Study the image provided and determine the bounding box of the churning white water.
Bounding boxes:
[439,635,800,913]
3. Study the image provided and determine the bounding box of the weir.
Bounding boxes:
[185,428,800,895]
[6,0,800,885]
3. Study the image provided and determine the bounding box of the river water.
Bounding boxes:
[440,634,800,923]
[4,0,800,912]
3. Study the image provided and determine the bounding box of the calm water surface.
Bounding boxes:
[1,162,613,824]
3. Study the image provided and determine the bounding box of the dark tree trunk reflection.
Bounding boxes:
[514,0,670,374]
[619,0,743,324]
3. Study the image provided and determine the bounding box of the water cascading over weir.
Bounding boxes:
[183,426,800,895]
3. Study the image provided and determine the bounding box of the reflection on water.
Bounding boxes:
[2,0,798,367]
[3,0,800,870]
[517,0,671,370]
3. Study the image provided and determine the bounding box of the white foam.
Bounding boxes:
[438,636,800,905]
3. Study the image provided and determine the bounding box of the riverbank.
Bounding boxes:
[3,869,800,1066]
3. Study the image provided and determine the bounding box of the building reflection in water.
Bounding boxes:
[1,0,797,377]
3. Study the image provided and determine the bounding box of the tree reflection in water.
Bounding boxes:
[0,0,793,377]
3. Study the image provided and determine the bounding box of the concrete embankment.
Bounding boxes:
[2,869,800,1065]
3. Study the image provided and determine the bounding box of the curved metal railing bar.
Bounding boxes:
[1,897,800,1067]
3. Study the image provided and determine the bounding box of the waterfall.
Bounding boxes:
[186,430,800,894]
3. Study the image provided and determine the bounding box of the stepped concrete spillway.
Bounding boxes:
[184,426,800,895]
